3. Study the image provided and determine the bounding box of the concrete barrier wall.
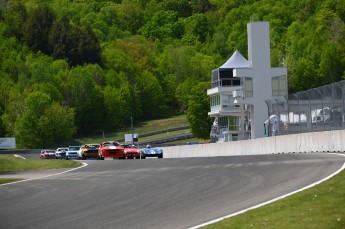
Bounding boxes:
[162,129,345,158]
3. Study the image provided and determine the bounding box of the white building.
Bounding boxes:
[208,21,288,142]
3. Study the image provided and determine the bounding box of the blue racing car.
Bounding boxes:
[140,145,163,159]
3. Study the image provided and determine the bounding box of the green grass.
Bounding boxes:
[203,170,345,229]
[0,178,24,184]
[74,114,210,146]
[0,155,81,172]
[139,129,191,141]
[75,114,189,144]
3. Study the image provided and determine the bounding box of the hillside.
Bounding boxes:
[0,0,344,148]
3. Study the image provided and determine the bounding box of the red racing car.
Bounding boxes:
[121,144,141,159]
[40,149,57,159]
[98,141,124,160]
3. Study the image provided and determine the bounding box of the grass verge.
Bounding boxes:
[0,154,81,184]
[203,169,345,229]
[0,178,24,184]
[75,114,189,144]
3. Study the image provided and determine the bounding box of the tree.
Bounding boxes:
[3,0,27,39]
[68,25,102,66]
[136,71,164,118]
[190,0,213,14]
[115,0,144,34]
[139,10,182,40]
[22,4,54,54]
[49,15,71,61]
[49,15,102,66]
[103,83,132,130]
[27,52,54,84]
[161,0,192,18]
[0,75,15,137]
[1,89,26,137]
[161,74,178,107]
[189,52,216,81]
[37,103,76,148]
[182,13,210,43]
[14,91,52,148]
[102,40,140,85]
[64,66,105,135]
[32,82,64,103]
[11,91,76,148]
[157,45,197,83]
[175,77,198,112]
[187,82,212,139]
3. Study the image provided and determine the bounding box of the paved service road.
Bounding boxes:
[0,153,344,229]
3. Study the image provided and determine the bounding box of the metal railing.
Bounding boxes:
[266,80,345,135]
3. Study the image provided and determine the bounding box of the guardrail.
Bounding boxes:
[138,132,193,147]
[0,149,40,154]
[114,125,190,142]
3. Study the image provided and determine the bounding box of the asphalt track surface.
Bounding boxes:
[0,153,344,229]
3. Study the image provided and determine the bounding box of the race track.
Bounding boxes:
[0,153,344,229]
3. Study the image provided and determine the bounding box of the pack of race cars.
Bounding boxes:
[40,142,163,160]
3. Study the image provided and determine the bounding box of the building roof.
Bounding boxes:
[219,50,249,69]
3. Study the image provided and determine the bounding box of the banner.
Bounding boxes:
[0,138,16,149]
[125,134,138,143]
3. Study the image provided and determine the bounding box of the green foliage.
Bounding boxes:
[162,74,179,107]
[182,13,210,43]
[136,71,164,118]
[115,0,144,34]
[3,0,27,39]
[22,4,54,54]
[14,91,52,148]
[32,83,64,102]
[187,82,212,139]
[64,66,105,135]
[10,91,76,148]
[1,89,26,136]
[103,81,136,131]
[37,103,76,147]
[0,0,344,146]
[176,77,199,112]
[139,10,182,40]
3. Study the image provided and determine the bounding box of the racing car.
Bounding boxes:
[140,145,163,159]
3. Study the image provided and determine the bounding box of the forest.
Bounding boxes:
[0,0,344,148]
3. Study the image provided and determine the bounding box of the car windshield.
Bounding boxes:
[69,147,80,151]
[104,142,120,146]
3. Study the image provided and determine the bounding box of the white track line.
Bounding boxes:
[13,154,26,159]
[189,154,345,229]
[0,162,88,187]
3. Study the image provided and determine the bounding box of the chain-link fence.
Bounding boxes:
[266,80,345,135]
